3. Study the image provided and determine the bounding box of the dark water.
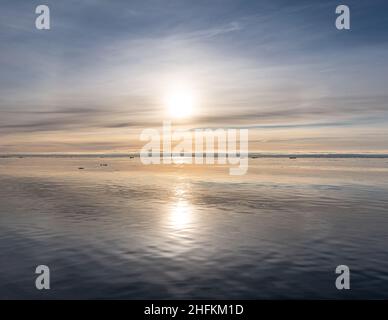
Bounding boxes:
[0,157,388,299]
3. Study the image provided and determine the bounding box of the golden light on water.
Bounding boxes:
[169,199,193,230]
[168,183,193,230]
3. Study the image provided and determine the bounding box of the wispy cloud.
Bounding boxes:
[1,0,388,153]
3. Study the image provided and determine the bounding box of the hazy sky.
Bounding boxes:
[1,0,388,153]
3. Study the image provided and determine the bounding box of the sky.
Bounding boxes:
[1,0,388,154]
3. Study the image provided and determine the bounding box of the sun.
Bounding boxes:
[165,88,197,119]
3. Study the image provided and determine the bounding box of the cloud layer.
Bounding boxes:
[1,0,388,153]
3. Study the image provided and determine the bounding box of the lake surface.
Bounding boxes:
[0,157,388,299]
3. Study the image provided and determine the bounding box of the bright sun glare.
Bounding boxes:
[165,88,196,119]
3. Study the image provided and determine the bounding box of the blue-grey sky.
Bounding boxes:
[1,0,388,153]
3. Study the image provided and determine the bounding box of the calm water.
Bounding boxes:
[0,157,388,299]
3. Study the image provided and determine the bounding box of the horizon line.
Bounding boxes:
[2,152,388,159]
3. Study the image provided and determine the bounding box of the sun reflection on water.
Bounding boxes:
[168,184,194,231]
[169,199,192,230]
